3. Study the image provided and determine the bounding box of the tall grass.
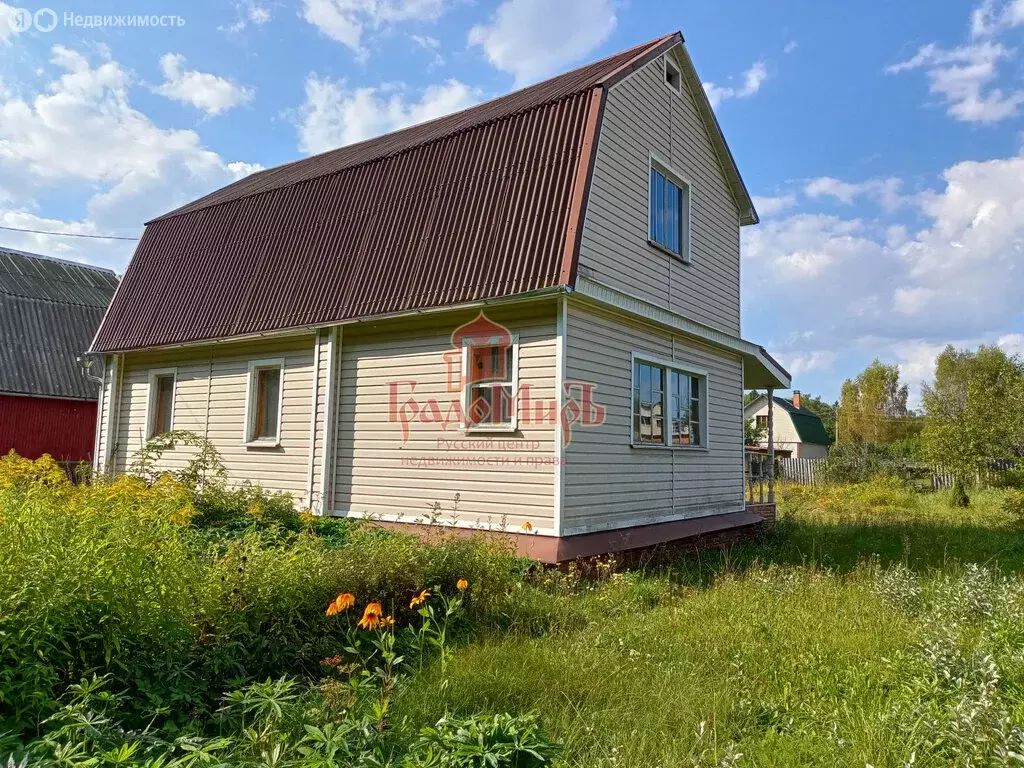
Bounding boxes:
[0,454,528,735]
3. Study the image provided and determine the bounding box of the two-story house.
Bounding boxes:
[88,32,790,561]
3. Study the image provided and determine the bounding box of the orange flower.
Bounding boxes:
[326,592,356,616]
[456,578,469,591]
[380,615,395,629]
[521,521,533,532]
[410,589,431,609]
[358,601,383,630]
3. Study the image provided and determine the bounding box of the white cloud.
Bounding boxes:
[744,150,1024,390]
[0,45,259,270]
[153,53,254,116]
[804,176,906,210]
[777,350,838,377]
[998,332,1024,357]
[297,74,479,154]
[220,1,272,33]
[703,60,769,109]
[783,40,798,54]
[889,1,1024,123]
[0,2,19,44]
[411,34,444,67]
[302,0,446,59]
[468,0,616,86]
[752,194,797,217]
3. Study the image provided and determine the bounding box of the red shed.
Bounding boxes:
[0,248,117,463]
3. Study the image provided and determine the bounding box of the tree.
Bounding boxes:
[837,360,912,444]
[745,417,766,446]
[921,345,1024,506]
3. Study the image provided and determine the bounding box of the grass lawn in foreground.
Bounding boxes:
[397,482,1024,767]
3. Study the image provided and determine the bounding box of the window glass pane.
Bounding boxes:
[467,344,515,427]
[655,172,665,245]
[666,181,678,254]
[256,367,281,439]
[152,375,174,436]
[470,344,512,384]
[649,167,657,240]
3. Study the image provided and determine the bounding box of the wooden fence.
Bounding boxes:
[774,456,1017,490]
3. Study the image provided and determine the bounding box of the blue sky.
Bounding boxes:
[1,0,1022,404]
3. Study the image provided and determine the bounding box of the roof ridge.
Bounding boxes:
[0,246,117,275]
[150,32,682,224]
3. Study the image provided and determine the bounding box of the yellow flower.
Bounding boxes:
[358,601,383,630]
[521,521,533,532]
[380,615,395,629]
[410,589,431,609]
[456,578,469,591]
[326,592,356,616]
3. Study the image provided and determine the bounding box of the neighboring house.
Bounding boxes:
[745,391,831,459]
[0,248,118,463]
[88,32,791,561]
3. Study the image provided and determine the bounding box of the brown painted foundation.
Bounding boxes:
[370,505,777,564]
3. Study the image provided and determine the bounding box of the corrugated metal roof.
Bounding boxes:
[91,34,687,353]
[0,248,118,399]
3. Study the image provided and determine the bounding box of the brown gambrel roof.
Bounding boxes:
[92,32,754,353]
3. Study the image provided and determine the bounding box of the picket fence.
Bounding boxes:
[775,457,1016,490]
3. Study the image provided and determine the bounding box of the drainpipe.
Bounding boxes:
[767,388,775,504]
[77,354,104,386]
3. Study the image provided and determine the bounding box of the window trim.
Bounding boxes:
[647,152,693,263]
[146,368,177,439]
[630,352,708,451]
[663,54,683,96]
[244,357,285,447]
[461,334,520,433]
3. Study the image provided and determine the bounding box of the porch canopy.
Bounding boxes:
[743,345,791,390]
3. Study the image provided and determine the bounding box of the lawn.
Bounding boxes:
[3,455,1024,767]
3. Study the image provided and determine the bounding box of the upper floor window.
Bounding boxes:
[649,159,691,261]
[756,414,768,431]
[462,337,519,431]
[664,56,682,95]
[245,359,284,446]
[147,369,176,438]
[632,356,706,448]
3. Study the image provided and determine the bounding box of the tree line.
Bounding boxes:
[748,345,1024,506]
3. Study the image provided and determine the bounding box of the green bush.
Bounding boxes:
[992,468,1024,489]
[1001,489,1024,520]
[819,442,919,484]
[0,455,530,737]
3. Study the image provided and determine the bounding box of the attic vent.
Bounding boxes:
[664,57,682,94]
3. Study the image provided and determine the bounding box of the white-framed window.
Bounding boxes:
[462,335,519,432]
[147,368,177,438]
[631,354,707,449]
[244,358,285,446]
[648,155,692,261]
[664,55,682,95]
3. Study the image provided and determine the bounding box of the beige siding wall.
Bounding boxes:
[580,48,742,335]
[109,334,319,502]
[563,301,745,533]
[332,302,559,532]
[94,355,115,472]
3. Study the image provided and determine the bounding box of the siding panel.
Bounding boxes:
[333,303,558,531]
[562,302,744,532]
[111,335,317,501]
[579,53,742,334]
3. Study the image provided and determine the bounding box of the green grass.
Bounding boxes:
[6,454,1024,767]
[394,482,1024,767]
